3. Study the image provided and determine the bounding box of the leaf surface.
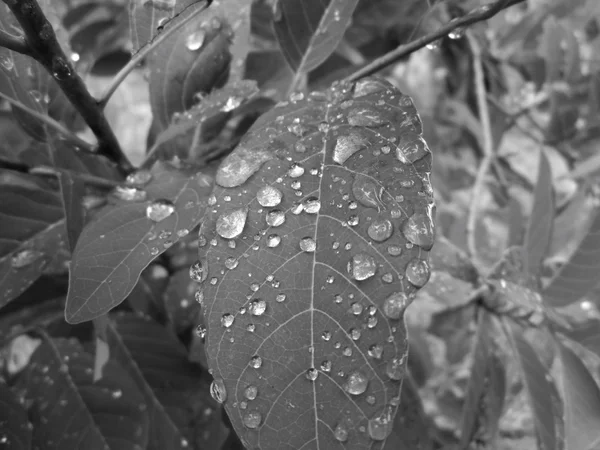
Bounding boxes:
[65,163,212,323]
[17,338,149,450]
[198,77,434,449]
[273,0,360,83]
[56,171,85,252]
[0,381,32,450]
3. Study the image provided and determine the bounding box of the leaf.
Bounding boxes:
[563,320,600,359]
[147,2,233,130]
[429,235,479,284]
[543,207,600,308]
[505,322,564,450]
[107,313,226,450]
[17,338,149,450]
[56,171,85,252]
[273,0,360,87]
[65,162,212,323]
[198,77,434,449]
[524,149,554,278]
[0,381,32,450]
[0,172,67,309]
[558,341,600,450]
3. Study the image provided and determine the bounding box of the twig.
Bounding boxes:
[98,1,210,109]
[2,0,132,172]
[0,90,93,151]
[0,30,31,55]
[466,31,495,265]
[345,0,525,82]
[30,166,119,189]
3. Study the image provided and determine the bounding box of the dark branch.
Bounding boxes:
[0,29,31,55]
[346,0,526,82]
[2,0,133,172]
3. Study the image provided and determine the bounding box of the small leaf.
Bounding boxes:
[524,149,554,278]
[56,171,85,252]
[558,340,600,450]
[273,0,360,86]
[17,338,149,449]
[65,163,212,323]
[0,381,32,450]
[505,322,564,450]
[199,77,434,449]
[543,208,600,307]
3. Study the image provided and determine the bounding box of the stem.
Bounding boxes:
[30,166,119,189]
[2,0,132,172]
[466,32,495,266]
[0,90,93,151]
[98,1,210,109]
[0,29,31,55]
[346,0,526,82]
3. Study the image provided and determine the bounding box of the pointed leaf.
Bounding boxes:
[107,313,225,450]
[65,163,212,323]
[524,150,554,278]
[273,0,360,82]
[0,381,32,450]
[543,208,600,307]
[56,171,85,252]
[558,341,600,450]
[17,338,149,450]
[198,77,434,449]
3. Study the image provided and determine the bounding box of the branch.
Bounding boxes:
[0,29,31,55]
[2,0,132,172]
[345,0,526,82]
[466,32,495,266]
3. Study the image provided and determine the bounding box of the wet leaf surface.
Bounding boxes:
[0,381,32,450]
[17,338,149,450]
[65,162,212,323]
[198,77,434,449]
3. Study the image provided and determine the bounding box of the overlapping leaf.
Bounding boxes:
[273,0,360,85]
[198,77,434,449]
[65,162,213,323]
[17,338,149,450]
[0,381,32,450]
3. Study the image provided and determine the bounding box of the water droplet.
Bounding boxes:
[299,237,316,252]
[244,385,258,400]
[352,175,382,209]
[387,245,402,256]
[320,360,332,372]
[322,331,331,341]
[257,186,283,207]
[351,302,363,315]
[51,56,72,80]
[249,299,267,316]
[448,27,465,40]
[185,29,206,51]
[210,378,227,403]
[221,96,243,112]
[368,219,393,242]
[249,355,262,368]
[381,273,393,283]
[368,344,383,359]
[177,229,189,237]
[334,423,348,442]
[11,249,44,268]
[306,368,318,381]
[383,292,408,319]
[303,196,321,214]
[246,323,255,332]
[367,316,378,328]
[368,405,394,441]
[217,208,248,239]
[402,213,435,249]
[190,260,208,283]
[350,328,361,340]
[288,163,305,178]
[348,108,388,127]
[405,259,430,287]
[267,234,281,248]
[111,389,122,399]
[221,314,234,328]
[216,148,273,188]
[289,91,304,102]
[224,257,239,270]
[396,132,430,164]
[126,170,152,187]
[353,78,385,98]
[195,325,206,338]
[344,371,369,395]
[266,210,285,227]
[333,132,368,164]
[343,347,352,356]
[243,410,262,428]
[276,293,286,302]
[0,55,14,71]
[386,356,405,380]
[146,199,175,222]
[349,253,377,281]
[347,215,359,226]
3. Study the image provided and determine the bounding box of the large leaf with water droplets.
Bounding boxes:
[273,0,360,85]
[16,338,149,450]
[65,162,212,324]
[0,171,67,309]
[198,77,434,449]
[0,381,32,450]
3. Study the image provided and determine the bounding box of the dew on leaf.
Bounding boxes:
[367,316,378,328]
[303,197,321,214]
[350,328,361,340]
[334,423,348,442]
[185,29,206,51]
[11,249,44,269]
[288,163,304,178]
[347,215,359,226]
[387,245,402,256]
[146,199,175,222]
[402,213,435,249]
[320,360,332,372]
[249,299,267,316]
[276,293,286,302]
[266,210,285,227]
[351,302,363,315]
[0,55,14,71]
[368,405,394,441]
[289,91,304,102]
[353,78,385,98]
[246,323,255,332]
[195,325,206,339]
[322,331,331,341]
[396,132,430,164]
[352,175,381,209]
[189,260,208,283]
[347,108,388,127]
[368,344,383,359]
[126,170,152,187]
[221,314,234,328]
[299,237,316,252]
[267,234,281,248]
[342,347,352,356]
[386,357,405,380]
[244,385,258,400]
[210,378,227,403]
[368,219,393,242]
[306,368,318,381]
[224,257,239,270]
[349,253,377,281]
[405,258,431,287]
[249,355,262,368]
[243,410,262,429]
[344,371,369,395]
[222,96,243,112]
[216,148,273,188]
[194,290,204,304]
[216,208,248,239]
[256,186,283,207]
[333,132,368,164]
[383,292,408,319]
[381,273,393,283]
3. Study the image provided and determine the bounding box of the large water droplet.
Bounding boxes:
[243,410,262,429]
[353,78,386,98]
[221,314,234,328]
[249,355,262,368]
[368,405,394,441]
[216,148,273,188]
[334,423,348,442]
[288,163,305,178]
[405,258,430,287]
[189,260,208,283]
[249,299,266,316]
[333,132,368,165]
[368,219,393,242]
[347,108,388,127]
[352,175,381,209]
[266,210,285,227]
[146,199,175,222]
[256,186,283,207]
[368,343,383,359]
[267,234,281,248]
[320,360,332,372]
[306,368,318,381]
[210,378,227,403]
[344,371,369,395]
[386,356,405,380]
[216,208,248,239]
[303,197,321,214]
[11,249,43,268]
[402,213,434,249]
[185,29,206,51]
[349,253,377,281]
[224,257,239,270]
[396,132,430,164]
[383,292,408,319]
[244,385,258,400]
[299,237,316,253]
